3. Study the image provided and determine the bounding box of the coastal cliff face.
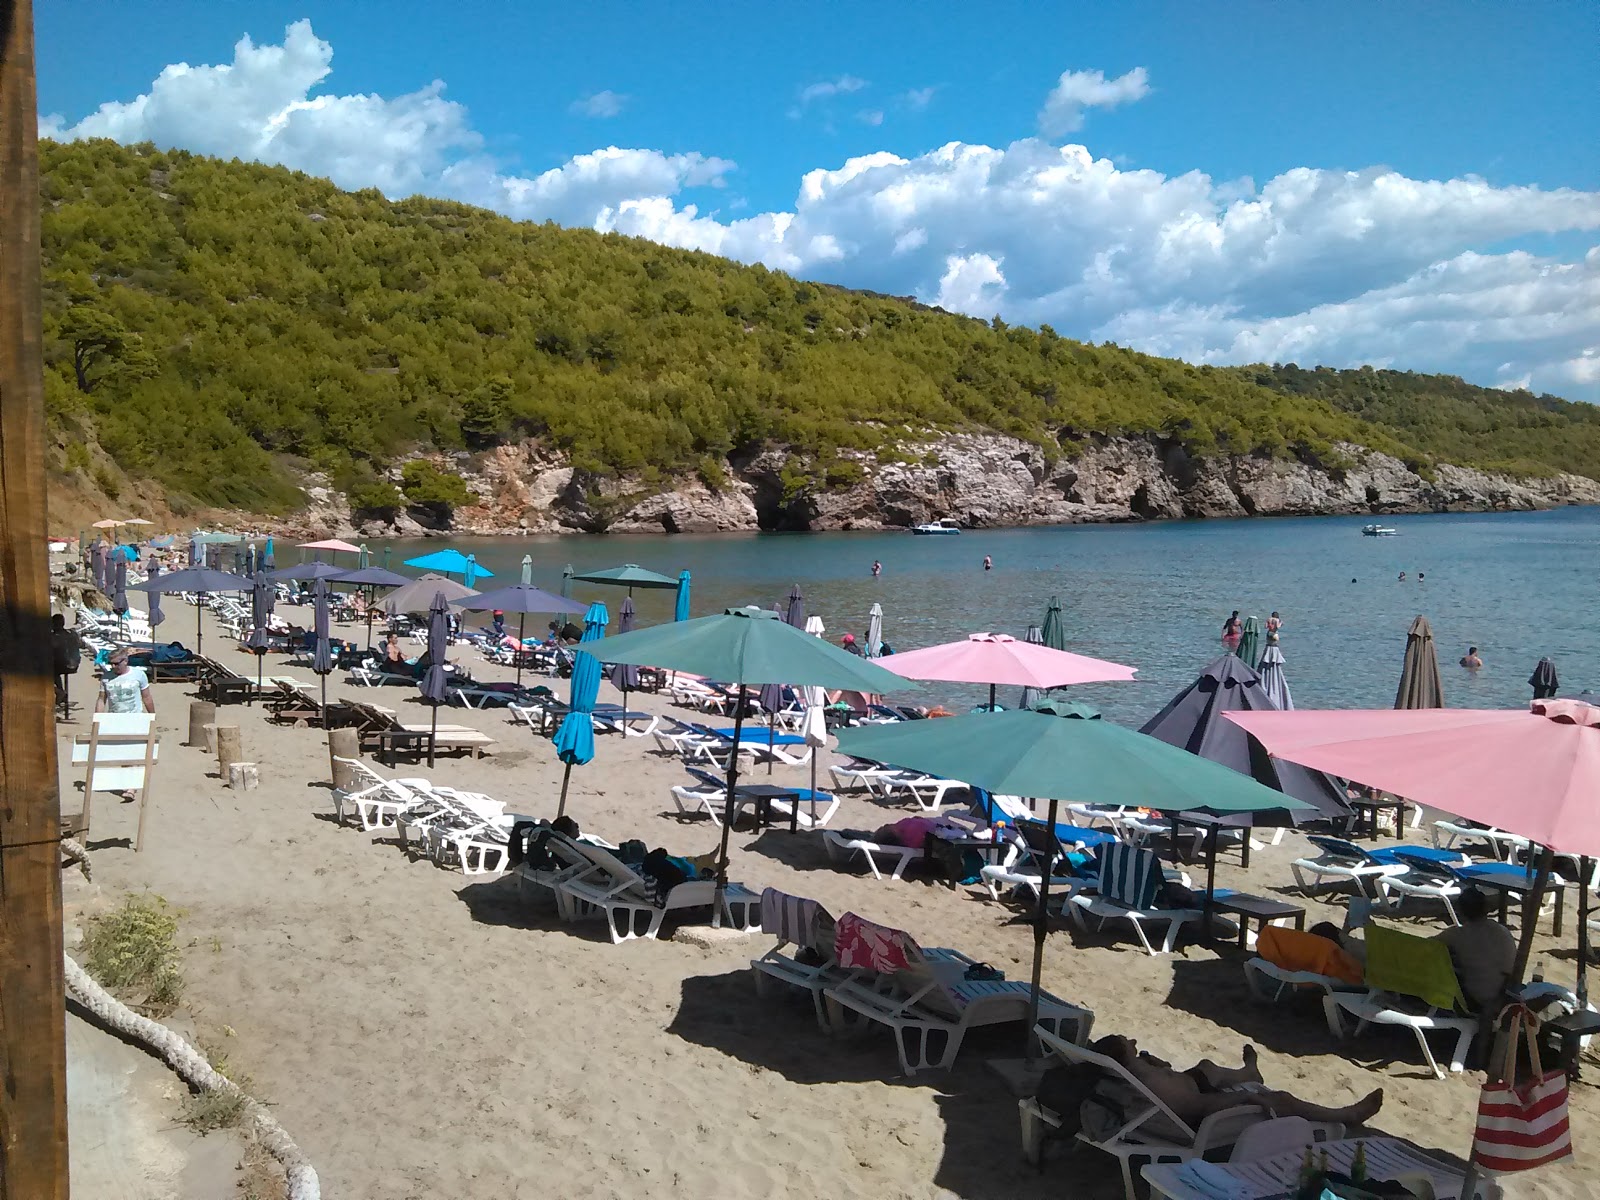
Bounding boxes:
[301,434,1600,538]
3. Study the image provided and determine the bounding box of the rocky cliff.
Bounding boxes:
[281,434,1600,540]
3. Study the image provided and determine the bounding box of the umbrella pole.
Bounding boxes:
[1204,823,1219,941]
[255,653,262,705]
[767,712,775,776]
[196,594,204,657]
[515,614,525,688]
[1024,795,1061,1060]
[1508,846,1556,1000]
[557,762,574,820]
[1579,857,1592,1010]
[989,682,996,712]
[713,684,748,929]
[621,679,629,735]
[428,704,438,770]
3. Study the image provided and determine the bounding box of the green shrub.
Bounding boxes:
[82,894,183,1016]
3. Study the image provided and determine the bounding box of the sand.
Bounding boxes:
[63,596,1595,1199]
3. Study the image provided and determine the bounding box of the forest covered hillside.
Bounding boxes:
[37,139,1600,520]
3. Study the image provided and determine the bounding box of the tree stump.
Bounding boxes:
[187,700,216,748]
[215,725,242,777]
[328,728,359,790]
[227,762,259,791]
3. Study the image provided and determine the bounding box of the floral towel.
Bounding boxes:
[835,912,919,974]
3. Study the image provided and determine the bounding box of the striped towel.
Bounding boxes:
[760,888,827,949]
[1097,842,1162,909]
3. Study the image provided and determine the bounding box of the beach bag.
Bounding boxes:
[1471,1003,1573,1172]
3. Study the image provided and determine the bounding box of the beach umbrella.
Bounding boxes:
[560,564,574,609]
[784,584,806,631]
[1257,644,1294,710]
[267,561,347,584]
[554,602,610,818]
[1530,658,1560,701]
[359,544,370,569]
[405,548,493,581]
[804,614,825,638]
[91,518,122,531]
[90,541,107,592]
[384,573,477,616]
[520,555,533,586]
[112,556,129,639]
[1395,615,1444,709]
[674,570,690,622]
[312,579,335,716]
[1140,654,1348,829]
[839,711,1308,1054]
[571,563,678,594]
[381,546,390,569]
[247,572,272,701]
[418,593,452,768]
[1040,595,1066,652]
[463,554,482,588]
[608,598,642,729]
[1032,698,1101,719]
[597,607,906,917]
[865,602,884,659]
[146,562,164,635]
[451,582,584,687]
[300,538,362,556]
[1017,625,1045,709]
[130,566,248,656]
[332,565,412,649]
[879,631,1137,712]
[1236,616,1263,669]
[262,537,275,571]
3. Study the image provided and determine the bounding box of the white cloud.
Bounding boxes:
[901,86,938,111]
[570,90,627,119]
[797,75,868,106]
[1038,67,1149,138]
[41,25,1600,401]
[857,109,884,127]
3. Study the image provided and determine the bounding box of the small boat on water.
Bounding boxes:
[1362,524,1398,537]
[911,518,962,535]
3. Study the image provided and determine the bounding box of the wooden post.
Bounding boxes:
[0,0,72,1192]
[186,700,215,748]
[328,727,359,790]
[215,726,242,777]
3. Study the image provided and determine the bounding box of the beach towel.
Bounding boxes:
[760,888,829,950]
[1096,842,1163,910]
[1257,925,1365,986]
[835,913,917,974]
[1364,923,1467,1011]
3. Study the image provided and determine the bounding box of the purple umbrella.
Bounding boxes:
[147,561,164,635]
[247,572,272,702]
[608,597,641,731]
[418,592,452,767]
[112,555,129,640]
[312,579,335,717]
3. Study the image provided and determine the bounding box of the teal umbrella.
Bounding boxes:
[674,570,691,622]
[571,563,678,592]
[554,602,609,818]
[1032,698,1100,719]
[1236,615,1263,669]
[598,606,907,917]
[1040,595,1066,652]
[359,544,370,570]
[405,548,495,580]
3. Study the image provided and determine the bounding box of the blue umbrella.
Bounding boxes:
[419,592,452,767]
[312,579,335,716]
[247,572,272,701]
[553,601,609,818]
[463,554,481,588]
[608,597,641,729]
[112,556,129,639]
[405,548,494,581]
[262,536,275,571]
[675,569,691,622]
[147,562,164,635]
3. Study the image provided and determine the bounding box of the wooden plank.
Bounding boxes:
[0,0,71,1193]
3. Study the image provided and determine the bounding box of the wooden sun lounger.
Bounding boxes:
[344,699,495,764]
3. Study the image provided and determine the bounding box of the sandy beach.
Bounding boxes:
[62,595,1596,1199]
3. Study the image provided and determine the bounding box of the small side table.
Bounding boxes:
[1542,1010,1600,1080]
[1349,797,1410,840]
[1212,894,1306,951]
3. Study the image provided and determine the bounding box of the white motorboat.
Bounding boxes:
[1361,524,1398,536]
[911,518,962,535]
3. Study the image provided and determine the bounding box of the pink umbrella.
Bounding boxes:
[877,632,1137,710]
[1227,699,1600,984]
[299,538,362,555]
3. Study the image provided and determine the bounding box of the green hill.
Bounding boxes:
[37,139,1598,517]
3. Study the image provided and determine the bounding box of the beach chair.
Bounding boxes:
[1323,923,1478,1079]
[513,830,620,919]
[1068,843,1202,956]
[1290,836,1465,899]
[329,757,436,831]
[556,842,760,943]
[1373,850,1475,923]
[979,819,1107,905]
[821,829,920,882]
[1020,1027,1284,1199]
[822,914,1093,1075]
[763,788,840,831]
[750,889,848,1028]
[827,756,908,795]
[1431,819,1530,862]
[347,663,416,687]
[1243,925,1366,1003]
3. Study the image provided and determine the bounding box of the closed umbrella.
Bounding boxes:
[1040,595,1066,652]
[1236,616,1263,669]
[130,566,248,656]
[838,710,1307,1056]
[1257,644,1294,710]
[554,602,609,818]
[451,582,584,687]
[1530,658,1560,701]
[92,541,109,592]
[463,554,481,589]
[865,602,883,659]
[804,614,825,638]
[1395,615,1444,709]
[597,607,906,919]
[312,580,335,717]
[784,585,806,631]
[561,564,574,610]
[1017,625,1044,709]
[112,556,129,640]
[247,572,272,702]
[262,536,275,571]
[757,585,811,772]
[609,598,642,730]
[674,570,691,622]
[800,613,830,815]
[520,555,533,586]
[359,544,370,570]
[146,561,164,637]
[418,593,452,768]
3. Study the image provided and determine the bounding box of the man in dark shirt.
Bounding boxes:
[51,613,82,712]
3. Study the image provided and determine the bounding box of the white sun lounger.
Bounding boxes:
[1290,835,1416,898]
[821,830,919,881]
[329,757,438,831]
[1431,819,1530,861]
[1067,843,1201,956]
[556,841,760,943]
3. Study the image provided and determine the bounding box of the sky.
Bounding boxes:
[35,2,1600,400]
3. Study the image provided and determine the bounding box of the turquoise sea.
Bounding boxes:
[359,507,1599,723]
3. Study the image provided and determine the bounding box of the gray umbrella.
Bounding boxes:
[112,555,129,639]
[332,565,412,648]
[312,579,335,716]
[130,565,248,657]
[1395,615,1444,709]
[146,561,164,635]
[784,584,806,631]
[385,573,477,616]
[419,592,452,767]
[608,597,641,727]
[247,572,272,701]
[268,561,347,584]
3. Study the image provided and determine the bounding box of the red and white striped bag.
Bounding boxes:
[1471,1004,1573,1172]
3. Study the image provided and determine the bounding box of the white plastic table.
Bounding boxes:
[1143,1137,1469,1199]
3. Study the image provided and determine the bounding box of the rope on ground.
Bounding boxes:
[60,836,91,880]
[63,955,320,1200]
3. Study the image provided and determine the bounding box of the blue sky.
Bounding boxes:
[35,2,1600,399]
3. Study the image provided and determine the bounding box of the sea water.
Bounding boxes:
[361,507,1599,724]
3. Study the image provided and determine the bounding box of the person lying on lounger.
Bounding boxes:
[1090,1035,1383,1126]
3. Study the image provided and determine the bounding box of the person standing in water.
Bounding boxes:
[1460,646,1483,669]
[1221,611,1242,651]
[1398,572,1407,582]
[871,560,882,577]
[982,555,992,572]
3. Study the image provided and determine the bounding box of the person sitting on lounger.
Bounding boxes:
[1090,1035,1383,1126]
[1433,887,1515,1012]
[383,633,407,670]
